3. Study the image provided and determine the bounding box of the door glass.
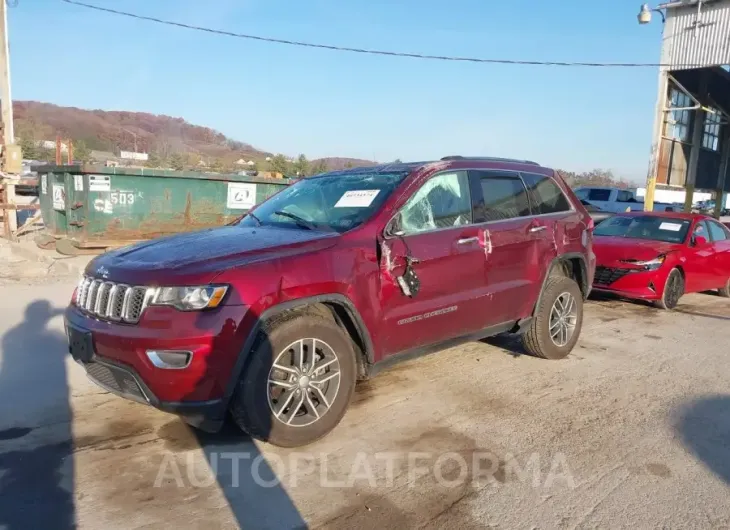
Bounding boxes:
[587,189,611,201]
[479,177,530,221]
[399,171,472,234]
[708,221,729,241]
[522,174,572,215]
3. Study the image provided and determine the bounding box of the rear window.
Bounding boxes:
[594,215,690,243]
[522,173,572,215]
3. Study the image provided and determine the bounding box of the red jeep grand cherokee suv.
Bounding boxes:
[65,156,595,447]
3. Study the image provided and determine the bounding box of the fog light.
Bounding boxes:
[146,350,192,369]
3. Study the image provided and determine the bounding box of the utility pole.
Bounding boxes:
[0,0,17,235]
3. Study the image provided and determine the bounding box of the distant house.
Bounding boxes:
[235,158,256,167]
[40,140,68,153]
[120,151,149,162]
[90,150,117,164]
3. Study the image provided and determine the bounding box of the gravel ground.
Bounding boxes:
[0,266,728,529]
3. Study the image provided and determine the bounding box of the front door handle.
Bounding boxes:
[530,225,547,233]
[457,236,479,245]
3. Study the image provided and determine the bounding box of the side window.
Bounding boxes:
[616,190,632,202]
[399,171,471,234]
[521,173,572,215]
[708,221,729,241]
[477,176,530,221]
[574,189,589,200]
[587,189,612,202]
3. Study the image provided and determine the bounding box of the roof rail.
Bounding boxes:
[440,155,540,166]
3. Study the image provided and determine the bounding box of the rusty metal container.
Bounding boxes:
[35,165,290,247]
[37,169,71,237]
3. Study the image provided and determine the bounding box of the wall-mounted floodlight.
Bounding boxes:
[638,3,666,24]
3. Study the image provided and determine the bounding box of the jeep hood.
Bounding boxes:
[87,225,339,285]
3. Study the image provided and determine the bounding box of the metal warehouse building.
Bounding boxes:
[644,0,730,215]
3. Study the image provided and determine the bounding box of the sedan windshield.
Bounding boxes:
[593,215,690,244]
[238,172,407,233]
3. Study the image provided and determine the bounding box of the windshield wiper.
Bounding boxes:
[247,211,263,226]
[273,210,316,230]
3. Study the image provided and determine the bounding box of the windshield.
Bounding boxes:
[593,215,690,244]
[239,172,407,233]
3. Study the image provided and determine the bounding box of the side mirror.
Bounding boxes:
[385,213,405,238]
[693,235,708,247]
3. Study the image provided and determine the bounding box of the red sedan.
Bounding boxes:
[592,212,730,309]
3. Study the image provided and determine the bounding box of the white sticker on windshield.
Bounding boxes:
[659,222,682,232]
[335,189,380,208]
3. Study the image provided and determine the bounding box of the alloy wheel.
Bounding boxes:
[549,292,578,347]
[267,338,341,427]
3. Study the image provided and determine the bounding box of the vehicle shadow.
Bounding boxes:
[673,395,730,484]
[185,314,308,529]
[588,290,657,309]
[0,300,75,530]
[675,308,730,321]
[481,334,526,358]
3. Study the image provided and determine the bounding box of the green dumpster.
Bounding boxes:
[37,169,70,238]
[35,165,291,247]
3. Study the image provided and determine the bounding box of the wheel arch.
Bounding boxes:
[223,294,375,403]
[532,253,590,318]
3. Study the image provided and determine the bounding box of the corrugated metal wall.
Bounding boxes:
[666,1,730,70]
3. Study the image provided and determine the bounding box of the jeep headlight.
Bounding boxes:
[151,285,228,311]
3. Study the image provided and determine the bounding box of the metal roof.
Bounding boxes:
[663,0,730,70]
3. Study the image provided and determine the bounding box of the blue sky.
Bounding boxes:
[11,0,665,183]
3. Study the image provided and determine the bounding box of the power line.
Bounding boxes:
[62,0,677,68]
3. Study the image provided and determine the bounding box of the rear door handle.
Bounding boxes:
[457,236,479,245]
[530,225,546,233]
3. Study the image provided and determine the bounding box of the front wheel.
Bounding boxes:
[522,276,584,360]
[655,268,684,310]
[230,314,357,448]
[718,277,730,298]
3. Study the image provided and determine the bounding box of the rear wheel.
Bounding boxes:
[522,276,583,360]
[655,268,684,310]
[230,313,357,448]
[718,277,730,298]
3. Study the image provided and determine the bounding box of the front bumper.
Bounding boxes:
[80,353,226,431]
[591,265,666,300]
[65,302,251,431]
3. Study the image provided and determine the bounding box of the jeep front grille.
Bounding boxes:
[76,277,152,323]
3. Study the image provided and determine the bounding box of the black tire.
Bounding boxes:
[550,261,571,278]
[718,277,730,298]
[655,268,684,310]
[230,313,357,448]
[522,276,583,360]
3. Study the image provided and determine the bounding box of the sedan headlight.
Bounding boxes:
[151,285,228,311]
[623,255,665,271]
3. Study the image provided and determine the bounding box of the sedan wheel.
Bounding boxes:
[655,268,684,310]
[719,277,730,298]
